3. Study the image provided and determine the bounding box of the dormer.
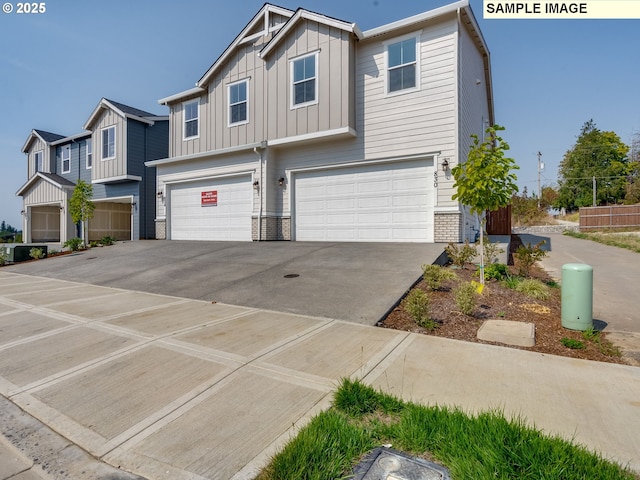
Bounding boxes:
[21,129,65,177]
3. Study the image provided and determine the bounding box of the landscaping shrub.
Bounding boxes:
[29,247,45,260]
[402,289,435,330]
[63,237,84,251]
[0,251,6,266]
[479,263,508,281]
[502,275,522,289]
[445,241,477,268]
[454,281,477,316]
[513,240,547,276]
[514,278,550,300]
[422,264,456,291]
[483,238,505,265]
[100,235,117,246]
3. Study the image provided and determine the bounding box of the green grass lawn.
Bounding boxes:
[565,231,640,253]
[257,379,637,480]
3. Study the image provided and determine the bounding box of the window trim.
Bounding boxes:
[384,31,421,97]
[61,144,71,174]
[290,50,319,110]
[101,125,116,161]
[34,150,43,173]
[86,138,93,169]
[227,78,249,127]
[183,99,200,140]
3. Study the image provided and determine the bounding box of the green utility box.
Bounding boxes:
[561,263,593,331]
[1,245,48,263]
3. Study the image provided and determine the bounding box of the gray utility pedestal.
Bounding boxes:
[561,263,593,331]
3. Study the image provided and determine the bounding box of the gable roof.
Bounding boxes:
[259,7,362,59]
[196,4,294,89]
[83,98,164,130]
[16,172,76,197]
[22,129,66,153]
[159,3,295,105]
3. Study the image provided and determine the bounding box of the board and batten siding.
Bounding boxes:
[265,20,354,141]
[22,180,66,205]
[91,109,127,182]
[168,20,354,158]
[27,138,49,177]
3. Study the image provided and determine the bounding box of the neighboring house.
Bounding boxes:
[150,0,493,243]
[17,99,168,243]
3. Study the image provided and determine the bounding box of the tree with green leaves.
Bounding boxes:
[556,120,630,210]
[68,180,95,247]
[452,125,519,284]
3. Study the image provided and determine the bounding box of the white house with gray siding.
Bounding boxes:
[17,99,168,244]
[150,0,493,243]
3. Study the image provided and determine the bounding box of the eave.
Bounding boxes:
[259,8,362,59]
[83,98,155,131]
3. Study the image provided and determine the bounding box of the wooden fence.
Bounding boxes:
[579,205,640,230]
[486,205,512,235]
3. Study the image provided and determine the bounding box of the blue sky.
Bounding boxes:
[1,0,639,228]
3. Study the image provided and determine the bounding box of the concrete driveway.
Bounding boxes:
[4,240,445,325]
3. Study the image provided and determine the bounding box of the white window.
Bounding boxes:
[101,126,116,160]
[86,138,92,169]
[34,150,43,172]
[291,52,318,108]
[228,80,248,126]
[61,145,71,173]
[387,35,418,94]
[183,100,199,139]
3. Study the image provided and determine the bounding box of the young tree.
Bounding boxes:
[68,180,95,247]
[557,120,630,210]
[452,125,519,284]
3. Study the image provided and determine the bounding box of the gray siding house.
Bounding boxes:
[17,99,168,244]
[151,0,493,243]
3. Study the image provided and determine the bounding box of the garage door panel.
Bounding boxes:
[295,160,434,242]
[170,176,252,241]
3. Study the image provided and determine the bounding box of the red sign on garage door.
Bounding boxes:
[201,190,218,206]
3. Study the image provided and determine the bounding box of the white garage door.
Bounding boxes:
[294,160,434,242]
[169,176,253,241]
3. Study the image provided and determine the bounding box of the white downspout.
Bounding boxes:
[253,142,267,241]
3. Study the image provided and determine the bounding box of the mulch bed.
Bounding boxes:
[379,235,628,365]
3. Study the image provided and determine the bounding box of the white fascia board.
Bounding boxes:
[21,130,55,153]
[92,175,143,184]
[362,0,467,38]
[197,4,294,87]
[268,127,356,147]
[260,10,358,58]
[158,87,206,105]
[16,172,74,196]
[145,142,264,167]
[50,132,92,146]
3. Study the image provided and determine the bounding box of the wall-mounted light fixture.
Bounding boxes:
[441,158,450,171]
[278,177,285,186]
[156,191,164,198]
[253,180,260,189]
[59,205,64,211]
[20,210,25,216]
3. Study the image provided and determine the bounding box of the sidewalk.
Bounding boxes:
[0,270,638,479]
